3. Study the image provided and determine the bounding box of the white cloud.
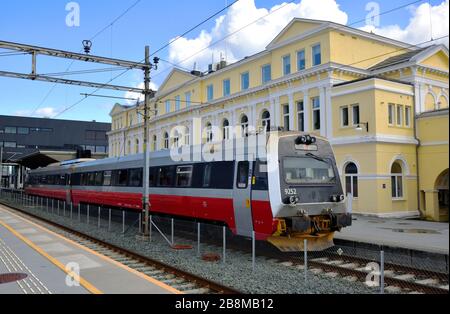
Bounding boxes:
[360,0,449,47]
[14,107,59,118]
[168,0,348,70]
[124,81,159,105]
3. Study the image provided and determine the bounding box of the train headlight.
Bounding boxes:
[295,135,317,145]
[340,195,345,202]
[289,196,300,206]
[331,195,338,202]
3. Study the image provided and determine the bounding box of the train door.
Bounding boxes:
[65,174,71,204]
[232,161,254,237]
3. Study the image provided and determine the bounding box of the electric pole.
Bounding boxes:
[142,46,151,237]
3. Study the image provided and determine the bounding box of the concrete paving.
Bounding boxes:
[336,215,449,255]
[0,205,180,294]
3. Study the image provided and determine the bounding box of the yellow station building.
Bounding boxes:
[108,18,449,222]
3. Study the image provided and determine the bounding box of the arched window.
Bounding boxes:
[184,127,190,146]
[222,119,230,140]
[172,130,180,148]
[135,139,140,154]
[127,140,131,155]
[391,162,403,198]
[205,122,213,143]
[241,115,249,137]
[163,132,169,150]
[345,163,358,198]
[152,135,157,151]
[261,110,271,132]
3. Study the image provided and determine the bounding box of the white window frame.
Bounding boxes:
[312,43,321,66]
[341,106,349,127]
[207,84,214,102]
[391,162,404,199]
[312,97,321,131]
[175,95,181,111]
[205,123,213,143]
[223,79,231,97]
[282,54,291,76]
[165,100,171,114]
[352,104,360,126]
[297,49,306,71]
[405,106,411,127]
[240,115,249,138]
[261,64,271,84]
[163,133,169,150]
[185,91,192,108]
[344,163,359,199]
[396,104,404,126]
[261,111,271,133]
[297,101,304,132]
[283,104,290,130]
[388,103,395,125]
[241,71,249,91]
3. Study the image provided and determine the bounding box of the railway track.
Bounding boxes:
[2,193,448,294]
[0,200,241,295]
[137,217,450,295]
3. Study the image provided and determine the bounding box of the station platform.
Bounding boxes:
[336,215,449,255]
[0,205,180,294]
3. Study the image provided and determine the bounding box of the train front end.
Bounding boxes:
[266,132,352,252]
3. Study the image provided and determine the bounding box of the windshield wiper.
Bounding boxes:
[305,152,327,162]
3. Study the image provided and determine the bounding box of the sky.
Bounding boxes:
[0,0,448,123]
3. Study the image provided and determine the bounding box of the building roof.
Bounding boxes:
[369,47,430,71]
[333,75,412,88]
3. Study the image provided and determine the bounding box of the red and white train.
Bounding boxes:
[25,131,352,251]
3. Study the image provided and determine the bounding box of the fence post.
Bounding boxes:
[87,205,90,225]
[197,222,201,257]
[304,239,308,284]
[78,204,81,221]
[139,213,142,234]
[149,215,152,241]
[122,210,125,234]
[98,206,101,229]
[63,201,66,217]
[171,218,174,245]
[57,200,60,216]
[46,198,49,213]
[223,226,226,264]
[70,203,73,220]
[380,250,385,294]
[108,208,111,232]
[52,199,54,214]
[252,231,256,272]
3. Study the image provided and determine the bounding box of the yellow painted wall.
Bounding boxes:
[329,31,406,69]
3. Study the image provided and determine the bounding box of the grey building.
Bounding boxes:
[0,115,111,189]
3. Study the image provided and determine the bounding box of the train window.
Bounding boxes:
[176,166,193,187]
[103,171,112,186]
[114,169,128,186]
[203,164,212,188]
[95,172,104,186]
[149,167,158,187]
[237,161,249,189]
[71,173,81,186]
[81,173,89,186]
[253,160,268,191]
[129,168,143,187]
[60,174,66,186]
[47,175,55,185]
[283,157,336,185]
[212,162,234,189]
[88,172,96,186]
[158,166,175,187]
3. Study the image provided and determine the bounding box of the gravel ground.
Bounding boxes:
[2,197,379,294]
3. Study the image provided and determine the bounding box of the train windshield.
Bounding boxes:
[283,156,336,185]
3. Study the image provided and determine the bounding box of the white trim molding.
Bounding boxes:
[351,211,421,219]
[331,134,419,146]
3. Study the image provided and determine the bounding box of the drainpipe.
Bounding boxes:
[413,85,423,219]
